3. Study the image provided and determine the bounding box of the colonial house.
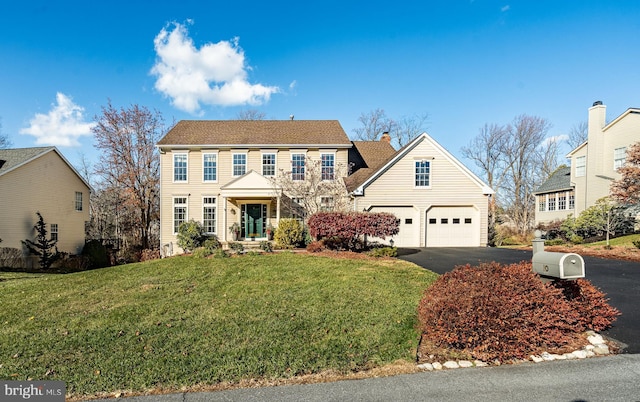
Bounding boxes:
[534,101,640,225]
[0,147,91,259]
[157,120,493,254]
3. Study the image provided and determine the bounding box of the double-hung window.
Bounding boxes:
[538,195,546,212]
[291,153,305,181]
[548,194,556,211]
[203,197,216,234]
[262,153,276,177]
[321,153,335,180]
[203,153,217,182]
[614,147,627,170]
[173,197,187,234]
[75,191,83,212]
[575,156,586,177]
[173,153,188,182]
[558,192,567,210]
[415,160,430,187]
[232,153,247,176]
[50,224,58,241]
[568,191,575,210]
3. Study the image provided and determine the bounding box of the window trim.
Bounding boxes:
[202,196,217,234]
[232,152,247,177]
[291,152,306,181]
[320,152,335,181]
[614,147,627,170]
[202,152,218,183]
[75,191,83,212]
[262,152,277,177]
[50,223,58,241]
[173,153,188,183]
[173,196,188,235]
[414,160,431,188]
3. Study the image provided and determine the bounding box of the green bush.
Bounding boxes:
[544,238,565,246]
[227,242,244,253]
[417,261,618,362]
[212,248,230,258]
[82,240,110,269]
[274,219,304,249]
[367,246,398,257]
[569,234,584,244]
[202,236,221,252]
[259,241,273,253]
[191,247,211,259]
[177,220,206,252]
[632,239,640,249]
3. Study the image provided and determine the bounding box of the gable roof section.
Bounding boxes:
[533,166,572,194]
[348,133,494,196]
[157,120,352,148]
[0,146,92,191]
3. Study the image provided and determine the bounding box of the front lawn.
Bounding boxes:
[0,252,436,399]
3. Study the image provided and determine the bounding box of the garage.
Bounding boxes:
[369,206,420,247]
[426,206,480,247]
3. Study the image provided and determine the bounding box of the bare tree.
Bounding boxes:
[464,115,556,235]
[352,109,429,148]
[461,123,508,243]
[395,112,429,148]
[235,109,267,120]
[567,121,588,150]
[271,157,351,218]
[0,118,11,149]
[92,101,166,250]
[352,109,397,142]
[500,115,553,233]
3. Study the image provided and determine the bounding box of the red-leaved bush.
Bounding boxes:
[417,261,619,362]
[552,279,621,331]
[307,212,399,250]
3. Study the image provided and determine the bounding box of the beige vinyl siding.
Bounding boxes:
[570,146,588,215]
[0,150,90,254]
[159,147,350,251]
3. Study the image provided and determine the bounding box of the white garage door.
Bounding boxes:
[426,206,480,247]
[369,206,420,247]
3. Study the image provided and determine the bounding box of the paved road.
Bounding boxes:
[398,247,640,353]
[119,355,640,401]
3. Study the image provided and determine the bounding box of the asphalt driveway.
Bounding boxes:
[398,247,640,354]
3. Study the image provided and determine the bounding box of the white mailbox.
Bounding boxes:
[532,251,585,280]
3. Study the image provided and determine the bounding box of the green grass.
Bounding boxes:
[0,253,437,397]
[585,233,640,247]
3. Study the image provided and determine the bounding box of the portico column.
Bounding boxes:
[276,194,281,222]
[222,196,227,242]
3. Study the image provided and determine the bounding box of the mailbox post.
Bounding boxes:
[531,230,585,281]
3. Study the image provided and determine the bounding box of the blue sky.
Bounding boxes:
[1,1,639,170]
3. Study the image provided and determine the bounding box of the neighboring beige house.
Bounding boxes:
[0,147,91,258]
[157,120,493,254]
[534,101,640,225]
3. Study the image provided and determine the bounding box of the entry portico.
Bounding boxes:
[220,170,282,242]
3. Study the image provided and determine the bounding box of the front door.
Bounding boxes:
[242,204,265,239]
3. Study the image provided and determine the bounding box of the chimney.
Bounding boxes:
[380,131,391,143]
[589,100,606,130]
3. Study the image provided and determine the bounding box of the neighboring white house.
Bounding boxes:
[534,101,640,225]
[0,147,91,259]
[157,120,493,254]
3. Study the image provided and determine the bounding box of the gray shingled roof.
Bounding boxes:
[157,120,352,146]
[534,166,573,194]
[0,147,54,176]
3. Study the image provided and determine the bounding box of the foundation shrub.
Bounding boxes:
[418,261,595,362]
[306,241,325,253]
[367,246,398,258]
[274,219,305,249]
[307,212,399,251]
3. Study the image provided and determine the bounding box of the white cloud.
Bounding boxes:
[19,93,96,147]
[541,134,569,147]
[501,5,511,12]
[289,80,297,90]
[150,22,279,114]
